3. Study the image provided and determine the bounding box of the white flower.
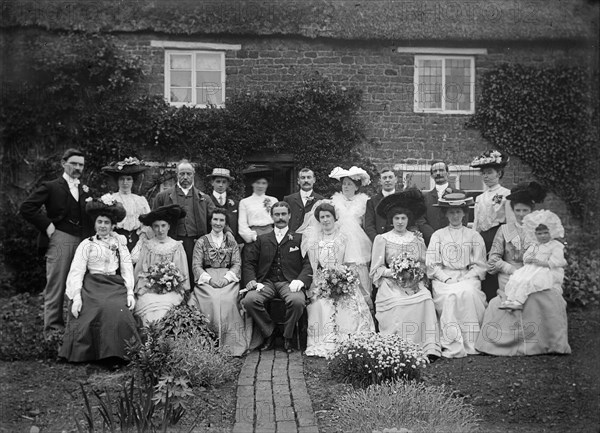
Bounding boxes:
[82,185,90,193]
[100,193,116,206]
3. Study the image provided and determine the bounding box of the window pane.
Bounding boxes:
[196,53,221,71]
[196,71,222,87]
[416,59,442,110]
[459,172,482,190]
[170,88,191,103]
[170,71,191,87]
[445,59,472,111]
[197,88,223,106]
[170,54,191,70]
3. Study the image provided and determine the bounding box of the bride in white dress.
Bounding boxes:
[302,202,375,357]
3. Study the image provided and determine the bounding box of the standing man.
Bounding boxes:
[419,161,452,245]
[19,148,92,335]
[154,160,215,280]
[207,167,242,244]
[241,202,312,353]
[365,169,398,242]
[284,168,324,232]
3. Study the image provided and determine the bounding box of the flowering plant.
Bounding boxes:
[328,332,428,387]
[144,260,187,295]
[389,253,424,291]
[314,265,358,302]
[100,193,117,206]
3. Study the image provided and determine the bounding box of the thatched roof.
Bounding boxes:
[1,0,597,42]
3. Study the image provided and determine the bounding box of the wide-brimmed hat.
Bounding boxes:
[470,150,509,170]
[86,195,127,224]
[376,189,427,220]
[506,181,547,205]
[328,166,371,186]
[102,157,147,177]
[207,168,234,181]
[433,191,474,208]
[139,204,186,226]
[242,164,272,183]
[523,210,564,239]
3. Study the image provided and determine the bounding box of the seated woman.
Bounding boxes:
[188,209,261,356]
[133,204,190,326]
[59,198,138,364]
[370,190,441,358]
[476,183,571,355]
[302,203,375,358]
[426,192,488,358]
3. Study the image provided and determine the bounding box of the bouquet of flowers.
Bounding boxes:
[144,260,187,295]
[389,253,424,292]
[314,265,358,302]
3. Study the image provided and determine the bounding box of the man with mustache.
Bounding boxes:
[20,148,93,336]
[419,161,453,245]
[284,168,323,232]
[365,168,398,242]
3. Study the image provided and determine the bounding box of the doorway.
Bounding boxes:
[244,153,297,200]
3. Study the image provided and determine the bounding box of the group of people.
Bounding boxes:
[20,148,571,366]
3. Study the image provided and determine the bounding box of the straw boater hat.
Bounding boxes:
[469,150,510,170]
[506,181,547,205]
[101,157,147,177]
[376,189,427,220]
[433,191,474,210]
[328,166,371,186]
[242,164,273,183]
[207,168,234,181]
[139,204,186,226]
[86,196,127,224]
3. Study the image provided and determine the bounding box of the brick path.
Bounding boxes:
[232,349,319,433]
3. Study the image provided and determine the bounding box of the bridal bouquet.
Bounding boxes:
[389,253,424,293]
[144,260,187,295]
[314,265,358,302]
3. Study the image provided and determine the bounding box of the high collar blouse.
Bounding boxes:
[111,192,151,232]
[238,193,278,243]
[473,184,512,232]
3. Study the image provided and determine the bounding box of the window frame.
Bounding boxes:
[413,55,475,114]
[395,164,483,193]
[164,50,226,108]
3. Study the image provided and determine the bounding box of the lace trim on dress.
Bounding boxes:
[381,231,416,244]
[144,238,182,256]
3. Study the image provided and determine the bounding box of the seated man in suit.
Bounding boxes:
[419,161,452,245]
[284,168,324,232]
[241,201,312,353]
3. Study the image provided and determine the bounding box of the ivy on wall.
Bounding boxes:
[466,64,599,224]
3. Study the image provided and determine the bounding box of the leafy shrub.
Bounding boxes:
[334,381,479,433]
[563,244,600,308]
[158,304,218,345]
[328,333,428,388]
[170,335,239,388]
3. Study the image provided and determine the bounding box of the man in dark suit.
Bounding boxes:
[19,148,92,335]
[241,201,312,353]
[365,168,398,242]
[207,167,242,244]
[284,168,324,232]
[153,160,215,280]
[419,161,451,245]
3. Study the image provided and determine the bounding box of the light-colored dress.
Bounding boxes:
[304,225,375,357]
[110,192,151,251]
[133,237,190,325]
[188,231,261,356]
[330,192,374,311]
[60,234,138,362]
[238,193,278,243]
[426,226,488,358]
[370,231,441,357]
[476,225,571,355]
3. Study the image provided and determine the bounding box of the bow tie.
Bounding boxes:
[68,178,80,187]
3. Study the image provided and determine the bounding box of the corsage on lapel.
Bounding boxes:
[228,199,235,207]
[82,185,90,193]
[288,234,294,241]
[492,194,504,205]
[263,198,272,213]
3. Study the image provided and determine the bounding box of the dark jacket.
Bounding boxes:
[364,192,391,242]
[153,185,215,238]
[209,192,242,244]
[283,191,324,232]
[419,188,448,245]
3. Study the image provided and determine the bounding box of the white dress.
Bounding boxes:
[329,192,374,311]
[426,226,488,358]
[304,225,375,357]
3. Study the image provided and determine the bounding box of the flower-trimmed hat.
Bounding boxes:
[523,210,564,239]
[328,166,371,186]
[470,150,509,170]
[506,181,547,205]
[242,164,272,183]
[139,204,186,226]
[102,157,147,177]
[376,189,427,220]
[207,167,234,181]
[85,195,127,224]
[433,191,474,209]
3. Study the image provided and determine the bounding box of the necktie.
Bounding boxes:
[219,195,225,206]
[70,181,79,201]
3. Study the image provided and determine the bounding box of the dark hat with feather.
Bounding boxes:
[85,196,127,224]
[506,181,547,206]
[102,157,147,178]
[376,188,427,220]
[139,204,186,226]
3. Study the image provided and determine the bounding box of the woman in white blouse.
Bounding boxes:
[426,191,488,358]
[238,166,278,243]
[102,157,151,251]
[59,199,138,365]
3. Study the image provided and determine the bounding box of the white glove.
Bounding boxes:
[46,223,56,239]
[289,280,304,293]
[71,295,82,318]
[127,294,135,310]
